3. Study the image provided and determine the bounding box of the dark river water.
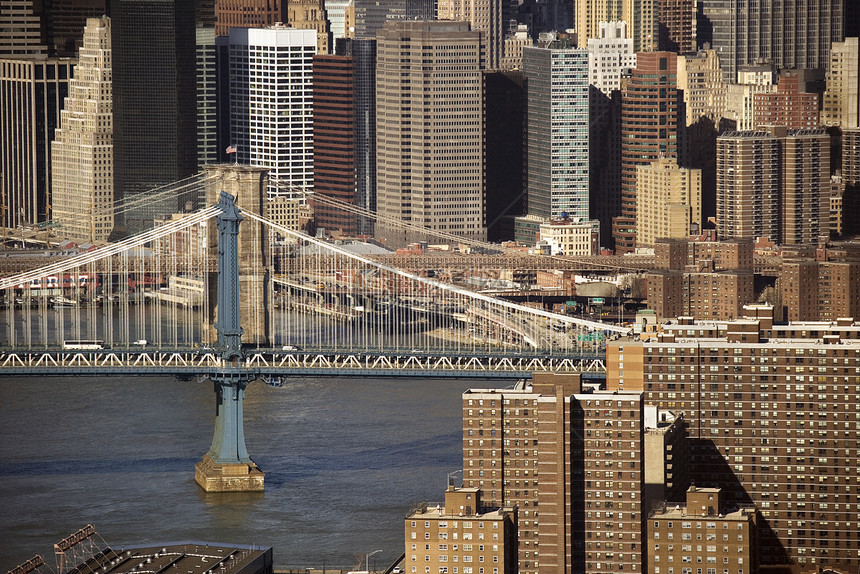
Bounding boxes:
[0,374,506,570]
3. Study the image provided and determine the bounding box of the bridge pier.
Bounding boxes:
[195,377,264,492]
[195,191,264,492]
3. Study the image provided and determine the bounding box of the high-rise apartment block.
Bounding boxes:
[51,16,113,243]
[715,131,781,242]
[0,57,74,230]
[229,25,316,198]
[215,0,287,36]
[781,257,860,322]
[779,129,830,245]
[523,42,589,221]
[614,52,679,253]
[635,158,702,247]
[110,0,198,230]
[463,375,651,574]
[607,308,860,572]
[404,487,518,574]
[822,37,860,129]
[698,0,843,82]
[677,50,725,127]
[717,127,830,245]
[437,0,506,69]
[648,487,758,574]
[288,0,332,54]
[575,0,656,53]
[645,269,754,321]
[657,0,694,54]
[842,128,860,236]
[752,72,820,130]
[376,21,486,240]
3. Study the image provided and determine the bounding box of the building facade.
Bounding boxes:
[288,0,332,54]
[635,158,702,247]
[697,0,843,82]
[0,57,74,230]
[0,0,46,56]
[822,37,860,129]
[607,310,860,572]
[716,131,781,242]
[752,72,820,130]
[404,487,518,574]
[229,25,316,199]
[523,42,590,221]
[109,0,198,231]
[648,487,758,574]
[215,0,287,36]
[779,129,830,245]
[657,0,694,53]
[463,375,650,574]
[51,16,113,243]
[614,52,679,253]
[376,21,486,241]
[312,53,356,235]
[436,0,506,69]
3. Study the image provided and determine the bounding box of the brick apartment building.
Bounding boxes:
[648,487,758,574]
[645,239,755,321]
[404,486,518,574]
[607,306,860,572]
[463,374,684,574]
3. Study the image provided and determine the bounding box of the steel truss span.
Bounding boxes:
[0,350,605,378]
[1,187,628,372]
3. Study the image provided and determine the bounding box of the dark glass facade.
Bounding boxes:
[110,0,198,231]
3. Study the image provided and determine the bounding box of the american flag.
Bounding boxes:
[225,145,237,154]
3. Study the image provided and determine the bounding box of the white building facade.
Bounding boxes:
[51,16,113,243]
[229,25,316,199]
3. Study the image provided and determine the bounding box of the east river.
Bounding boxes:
[0,374,506,570]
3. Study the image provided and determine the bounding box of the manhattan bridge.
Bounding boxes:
[0,165,630,489]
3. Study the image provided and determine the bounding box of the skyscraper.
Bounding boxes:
[0,0,46,56]
[635,158,701,246]
[338,38,377,235]
[437,0,506,69]
[215,0,288,36]
[523,39,590,221]
[230,25,316,198]
[312,53,357,234]
[657,0,694,53]
[587,21,634,246]
[607,309,860,572]
[110,0,198,231]
[575,0,656,53]
[716,127,830,245]
[288,0,332,54]
[822,37,860,129]
[697,0,843,82]
[376,21,485,241]
[613,52,679,253]
[51,16,113,243]
[716,130,780,242]
[0,57,74,230]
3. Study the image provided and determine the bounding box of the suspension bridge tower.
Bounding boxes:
[194,191,265,492]
[203,163,272,346]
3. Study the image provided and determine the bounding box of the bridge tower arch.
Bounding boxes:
[194,191,265,492]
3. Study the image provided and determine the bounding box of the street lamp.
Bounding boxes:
[365,549,382,572]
